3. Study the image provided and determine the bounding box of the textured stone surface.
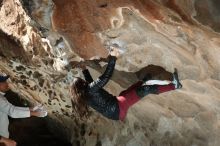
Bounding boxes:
[0,0,220,146]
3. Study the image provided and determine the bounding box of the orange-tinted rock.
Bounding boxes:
[52,0,109,59]
[161,0,195,24]
[52,0,164,59]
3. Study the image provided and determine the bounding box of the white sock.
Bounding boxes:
[143,80,171,85]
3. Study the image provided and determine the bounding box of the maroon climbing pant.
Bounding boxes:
[116,81,175,121]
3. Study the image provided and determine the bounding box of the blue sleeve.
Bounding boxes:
[88,56,116,91]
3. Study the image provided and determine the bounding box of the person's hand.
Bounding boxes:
[31,110,47,117]
[30,104,44,112]
[109,46,120,57]
[0,137,17,146]
[37,110,48,117]
[30,104,47,117]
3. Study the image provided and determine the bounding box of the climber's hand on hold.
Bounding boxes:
[109,46,120,58]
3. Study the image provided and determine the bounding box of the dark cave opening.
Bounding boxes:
[135,65,173,81]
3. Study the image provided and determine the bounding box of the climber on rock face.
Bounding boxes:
[0,75,47,141]
[70,45,182,121]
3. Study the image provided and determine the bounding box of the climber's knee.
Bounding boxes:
[136,85,158,98]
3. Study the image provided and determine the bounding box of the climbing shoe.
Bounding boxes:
[172,68,182,89]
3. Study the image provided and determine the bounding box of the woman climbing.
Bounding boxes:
[71,46,182,121]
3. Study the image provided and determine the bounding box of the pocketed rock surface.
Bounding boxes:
[0,0,220,145]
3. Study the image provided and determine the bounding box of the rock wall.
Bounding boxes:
[0,0,220,146]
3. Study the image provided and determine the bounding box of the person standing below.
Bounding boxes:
[0,75,47,144]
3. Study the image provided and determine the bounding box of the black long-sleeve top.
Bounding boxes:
[82,56,120,120]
